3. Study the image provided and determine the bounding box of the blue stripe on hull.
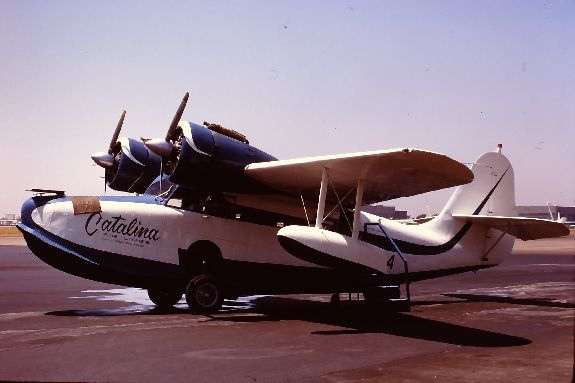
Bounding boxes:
[18,224,185,290]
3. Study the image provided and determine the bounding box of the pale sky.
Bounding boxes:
[1,0,573,217]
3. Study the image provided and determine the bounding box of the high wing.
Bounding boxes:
[453,214,570,240]
[245,148,474,206]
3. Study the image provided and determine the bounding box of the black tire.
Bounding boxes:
[363,286,401,304]
[185,275,223,314]
[330,293,341,306]
[147,288,183,308]
[363,286,409,312]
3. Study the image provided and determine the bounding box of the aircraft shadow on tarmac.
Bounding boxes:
[441,293,575,309]
[220,296,531,348]
[47,296,530,348]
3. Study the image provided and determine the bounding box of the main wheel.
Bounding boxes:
[330,293,341,306]
[147,288,182,308]
[363,286,401,303]
[185,275,223,314]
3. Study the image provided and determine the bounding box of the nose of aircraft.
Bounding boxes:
[19,192,65,230]
[20,196,40,228]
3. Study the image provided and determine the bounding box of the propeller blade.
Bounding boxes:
[165,92,189,141]
[109,110,126,154]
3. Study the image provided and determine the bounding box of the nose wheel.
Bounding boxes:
[185,275,223,314]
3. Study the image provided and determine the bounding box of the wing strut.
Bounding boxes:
[352,179,365,239]
[315,168,329,228]
[481,223,510,261]
[314,169,365,239]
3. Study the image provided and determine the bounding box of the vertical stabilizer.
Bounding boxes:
[439,146,516,218]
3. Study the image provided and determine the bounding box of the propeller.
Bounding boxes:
[91,110,126,168]
[145,92,189,158]
[90,110,126,191]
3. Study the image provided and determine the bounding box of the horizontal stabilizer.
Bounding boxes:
[245,149,473,205]
[452,214,570,241]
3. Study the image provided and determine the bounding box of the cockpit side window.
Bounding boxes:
[165,187,212,213]
[144,174,173,196]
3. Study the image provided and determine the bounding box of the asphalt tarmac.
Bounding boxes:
[0,234,573,382]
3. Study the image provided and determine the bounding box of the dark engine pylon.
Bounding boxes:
[92,93,277,196]
[145,93,277,194]
[162,121,276,193]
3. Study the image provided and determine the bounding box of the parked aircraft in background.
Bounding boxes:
[18,93,570,313]
[546,202,575,227]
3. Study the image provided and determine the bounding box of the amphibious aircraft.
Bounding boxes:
[18,93,570,313]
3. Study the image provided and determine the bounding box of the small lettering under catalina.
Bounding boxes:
[85,213,161,241]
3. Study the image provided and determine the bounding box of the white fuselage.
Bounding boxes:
[30,198,511,277]
[30,199,308,268]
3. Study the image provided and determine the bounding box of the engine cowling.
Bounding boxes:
[167,121,277,193]
[106,138,162,194]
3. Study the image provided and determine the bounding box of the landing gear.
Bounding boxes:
[330,293,341,306]
[363,285,401,301]
[363,285,409,312]
[147,288,183,308]
[185,275,223,314]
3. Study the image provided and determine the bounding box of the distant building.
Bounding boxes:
[0,214,20,226]
[362,205,409,220]
[362,205,575,222]
[517,206,554,220]
[517,205,575,222]
[557,206,575,222]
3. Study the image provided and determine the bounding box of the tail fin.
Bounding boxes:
[428,146,567,264]
[434,145,569,243]
[439,145,516,218]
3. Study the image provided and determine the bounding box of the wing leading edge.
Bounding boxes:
[245,148,474,206]
[452,214,570,241]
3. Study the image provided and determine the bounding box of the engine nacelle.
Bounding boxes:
[107,138,162,194]
[168,121,277,193]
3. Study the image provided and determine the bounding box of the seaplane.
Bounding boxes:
[18,93,570,313]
